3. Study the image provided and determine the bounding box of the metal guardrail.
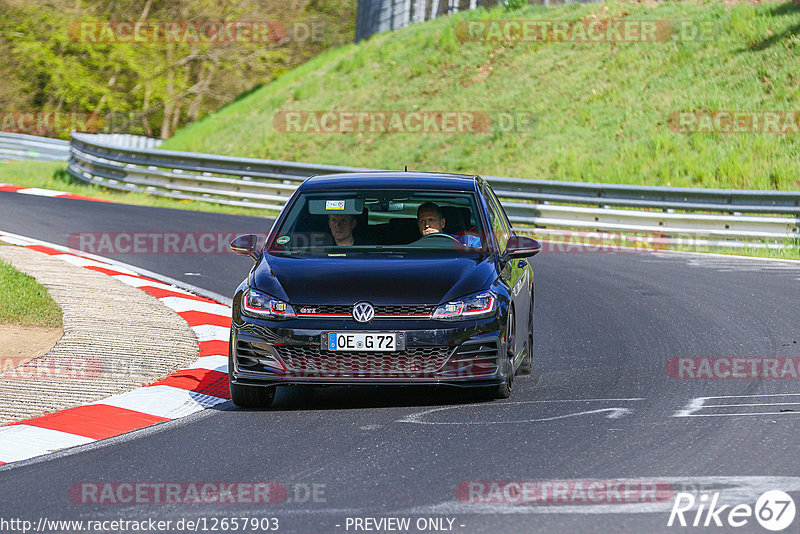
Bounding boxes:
[488,176,800,215]
[81,133,164,150]
[355,0,604,42]
[0,132,70,162]
[68,132,374,211]
[357,0,486,42]
[66,131,800,242]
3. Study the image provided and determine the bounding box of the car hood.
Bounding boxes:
[252,253,496,305]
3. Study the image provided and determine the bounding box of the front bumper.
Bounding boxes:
[230,315,504,388]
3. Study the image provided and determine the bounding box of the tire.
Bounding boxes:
[518,307,533,375]
[228,331,277,408]
[478,306,515,400]
[229,380,276,408]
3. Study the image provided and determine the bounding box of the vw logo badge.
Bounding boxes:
[352,302,374,323]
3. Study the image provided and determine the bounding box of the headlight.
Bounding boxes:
[242,288,296,319]
[432,291,496,321]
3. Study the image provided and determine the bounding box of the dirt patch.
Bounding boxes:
[0,324,63,368]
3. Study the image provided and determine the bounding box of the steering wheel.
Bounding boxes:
[414,232,464,247]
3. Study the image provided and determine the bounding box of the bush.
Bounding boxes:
[503,0,529,12]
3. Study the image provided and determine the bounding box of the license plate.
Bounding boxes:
[325,332,398,352]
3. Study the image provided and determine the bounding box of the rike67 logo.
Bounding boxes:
[668,490,795,531]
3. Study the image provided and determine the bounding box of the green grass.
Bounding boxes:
[0,161,273,217]
[0,258,62,327]
[673,241,800,260]
[162,0,800,191]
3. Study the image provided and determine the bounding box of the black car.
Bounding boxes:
[228,172,540,407]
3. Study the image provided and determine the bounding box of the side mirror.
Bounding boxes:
[230,234,261,261]
[504,236,541,259]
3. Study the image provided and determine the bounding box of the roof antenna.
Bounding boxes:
[404,165,408,172]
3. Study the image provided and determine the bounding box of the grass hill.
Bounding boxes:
[162,0,800,190]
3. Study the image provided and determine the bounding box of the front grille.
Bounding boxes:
[296,305,350,315]
[376,304,434,316]
[296,304,434,317]
[277,345,451,377]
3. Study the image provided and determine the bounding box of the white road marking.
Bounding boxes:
[506,398,646,403]
[684,256,800,274]
[90,385,228,419]
[191,324,229,342]
[16,187,67,197]
[0,234,53,247]
[710,402,800,408]
[606,408,633,419]
[0,425,94,463]
[674,393,800,417]
[398,398,643,425]
[159,296,230,316]
[53,254,139,274]
[183,355,228,373]
[112,274,190,294]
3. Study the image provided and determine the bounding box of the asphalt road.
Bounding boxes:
[1,192,800,534]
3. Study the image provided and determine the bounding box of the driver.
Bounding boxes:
[416,202,481,248]
[328,214,358,246]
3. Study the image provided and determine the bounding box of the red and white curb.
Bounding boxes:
[0,231,232,466]
[0,183,111,202]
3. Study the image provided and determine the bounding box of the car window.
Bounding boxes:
[483,185,510,252]
[270,189,487,254]
[487,185,513,235]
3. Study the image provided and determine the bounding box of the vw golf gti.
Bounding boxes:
[228,172,541,407]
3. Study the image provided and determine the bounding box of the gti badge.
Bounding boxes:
[352,302,375,323]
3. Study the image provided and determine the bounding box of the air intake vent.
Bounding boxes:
[440,341,499,377]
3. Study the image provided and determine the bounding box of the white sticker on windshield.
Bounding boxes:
[325,200,346,211]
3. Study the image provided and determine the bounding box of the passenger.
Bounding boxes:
[328,214,358,246]
[416,202,481,248]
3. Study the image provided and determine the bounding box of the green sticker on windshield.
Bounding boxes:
[276,236,291,245]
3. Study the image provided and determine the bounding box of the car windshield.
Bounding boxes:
[269,189,486,255]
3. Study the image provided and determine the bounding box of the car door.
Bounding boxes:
[482,184,527,361]
[492,187,532,351]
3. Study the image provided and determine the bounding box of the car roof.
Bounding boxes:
[299,172,481,192]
